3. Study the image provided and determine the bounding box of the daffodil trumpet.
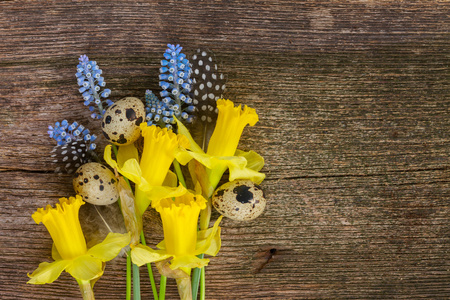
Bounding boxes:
[27,195,131,300]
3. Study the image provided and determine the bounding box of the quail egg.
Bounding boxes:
[212,179,266,221]
[73,162,119,205]
[102,97,145,145]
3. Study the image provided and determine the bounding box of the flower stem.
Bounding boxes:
[133,263,141,300]
[192,201,212,299]
[191,255,204,300]
[140,231,159,300]
[159,275,167,300]
[173,159,186,188]
[127,252,132,300]
[77,279,95,300]
[200,266,206,300]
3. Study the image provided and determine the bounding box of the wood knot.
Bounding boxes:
[252,247,278,274]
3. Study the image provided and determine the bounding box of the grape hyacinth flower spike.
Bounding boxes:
[157,44,196,127]
[76,55,114,119]
[144,90,178,130]
[48,120,98,174]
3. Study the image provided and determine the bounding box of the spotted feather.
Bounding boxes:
[50,140,96,174]
[190,49,227,124]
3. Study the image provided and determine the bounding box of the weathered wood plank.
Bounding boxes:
[0,0,449,299]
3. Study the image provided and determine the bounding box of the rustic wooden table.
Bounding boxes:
[1,1,448,299]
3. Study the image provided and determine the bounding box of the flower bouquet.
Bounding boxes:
[28,45,266,300]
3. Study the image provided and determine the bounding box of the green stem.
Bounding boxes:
[173,159,187,188]
[191,254,204,300]
[200,266,206,300]
[141,232,159,300]
[77,279,95,300]
[193,202,211,299]
[133,263,141,300]
[127,252,132,300]
[159,275,167,300]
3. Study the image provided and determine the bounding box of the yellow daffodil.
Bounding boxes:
[175,99,265,197]
[104,124,189,214]
[28,195,130,285]
[130,190,222,272]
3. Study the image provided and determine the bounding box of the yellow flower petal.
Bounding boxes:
[87,232,130,261]
[27,260,70,284]
[177,149,265,189]
[65,255,103,281]
[117,143,139,167]
[51,243,62,261]
[175,117,203,154]
[227,159,266,184]
[104,145,144,185]
[163,170,178,187]
[136,184,187,215]
[170,255,210,270]
[195,216,223,256]
[130,244,172,267]
[235,149,265,172]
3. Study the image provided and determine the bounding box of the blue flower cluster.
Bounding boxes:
[48,120,97,150]
[76,55,114,119]
[157,44,196,124]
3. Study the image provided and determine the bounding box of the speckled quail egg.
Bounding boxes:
[212,179,266,221]
[102,97,145,145]
[73,162,119,205]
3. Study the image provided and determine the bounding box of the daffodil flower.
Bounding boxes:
[27,195,130,286]
[104,124,189,215]
[130,190,222,271]
[175,99,265,197]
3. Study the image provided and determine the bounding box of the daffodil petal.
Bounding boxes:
[195,216,223,256]
[104,145,119,170]
[87,232,130,261]
[143,184,187,202]
[163,170,178,187]
[235,149,265,172]
[228,161,266,184]
[119,158,144,184]
[176,148,265,186]
[66,255,103,281]
[170,255,210,270]
[27,260,70,284]
[51,243,62,261]
[104,145,143,185]
[117,143,139,166]
[156,239,166,250]
[175,117,203,154]
[130,244,172,267]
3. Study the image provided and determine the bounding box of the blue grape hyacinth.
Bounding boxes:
[158,44,196,124]
[48,120,97,150]
[76,55,114,119]
[48,120,98,174]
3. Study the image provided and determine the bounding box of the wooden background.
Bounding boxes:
[0,0,448,299]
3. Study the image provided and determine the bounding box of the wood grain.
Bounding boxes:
[0,1,448,299]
